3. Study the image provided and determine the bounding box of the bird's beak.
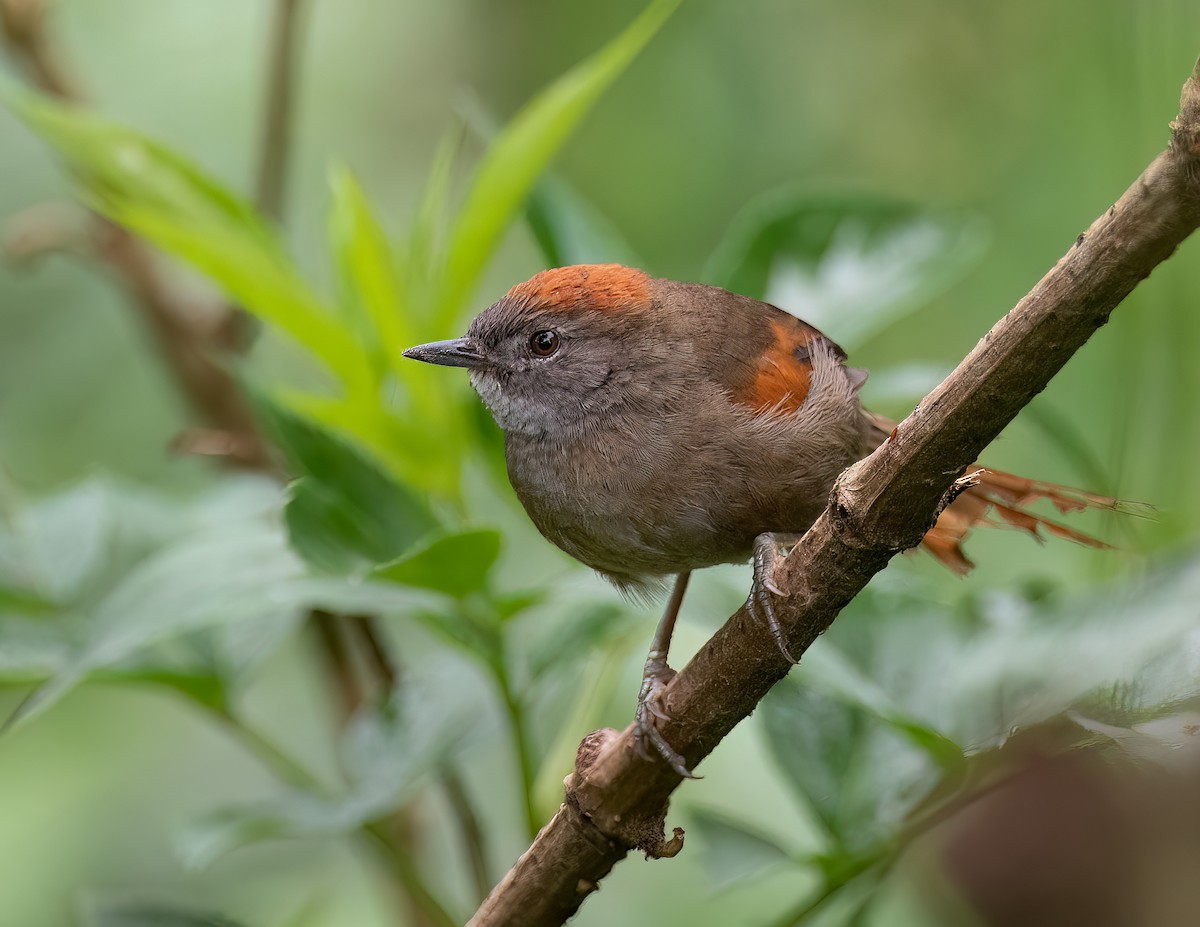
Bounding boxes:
[402,337,487,369]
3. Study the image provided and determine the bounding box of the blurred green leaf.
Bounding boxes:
[800,643,963,770]
[253,392,438,574]
[406,124,462,301]
[373,529,501,597]
[179,692,467,870]
[10,92,367,391]
[0,583,58,617]
[436,0,682,327]
[3,517,302,731]
[87,904,247,927]
[0,476,426,731]
[409,604,501,664]
[327,165,409,373]
[525,176,645,268]
[761,681,862,845]
[494,588,547,623]
[761,678,936,854]
[689,806,792,891]
[527,601,630,681]
[856,557,1200,752]
[704,192,985,351]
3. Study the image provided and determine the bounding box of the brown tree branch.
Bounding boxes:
[467,58,1200,927]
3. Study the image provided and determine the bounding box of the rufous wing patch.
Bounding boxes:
[508,264,651,312]
[735,317,825,414]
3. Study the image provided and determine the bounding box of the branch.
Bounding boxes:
[467,57,1200,927]
[0,0,272,468]
[255,0,304,223]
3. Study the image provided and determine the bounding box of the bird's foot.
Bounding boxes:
[633,652,698,779]
[747,532,799,664]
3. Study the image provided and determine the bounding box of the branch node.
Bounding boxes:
[567,728,680,858]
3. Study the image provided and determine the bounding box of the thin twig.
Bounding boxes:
[465,56,1200,927]
[442,764,493,903]
[255,0,304,223]
[348,613,400,693]
[0,0,272,468]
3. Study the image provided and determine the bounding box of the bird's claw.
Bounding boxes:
[747,532,799,664]
[633,657,698,779]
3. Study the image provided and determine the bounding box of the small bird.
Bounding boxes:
[404,264,1118,776]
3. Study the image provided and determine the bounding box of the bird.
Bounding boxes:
[403,263,1120,777]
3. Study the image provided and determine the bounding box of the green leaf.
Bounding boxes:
[689,806,792,891]
[3,517,305,731]
[0,582,59,617]
[373,529,501,597]
[327,165,409,373]
[179,691,467,870]
[87,904,247,927]
[527,601,631,681]
[800,643,963,770]
[405,124,462,302]
[703,191,985,350]
[525,176,645,269]
[761,678,936,853]
[10,92,367,390]
[435,0,681,327]
[861,557,1200,752]
[253,391,439,573]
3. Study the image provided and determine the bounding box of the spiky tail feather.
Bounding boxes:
[922,465,1128,574]
[861,412,1135,574]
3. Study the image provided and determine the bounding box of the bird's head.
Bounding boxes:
[404,264,672,436]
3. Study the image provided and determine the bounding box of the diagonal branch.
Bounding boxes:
[467,57,1200,927]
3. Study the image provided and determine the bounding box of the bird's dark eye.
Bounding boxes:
[529,330,560,357]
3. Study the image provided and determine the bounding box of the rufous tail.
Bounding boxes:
[923,465,1124,574]
[863,412,1128,574]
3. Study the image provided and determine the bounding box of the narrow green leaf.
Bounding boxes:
[274,389,423,482]
[373,529,501,597]
[525,176,645,268]
[436,0,681,327]
[406,123,463,300]
[10,92,367,391]
[328,165,409,372]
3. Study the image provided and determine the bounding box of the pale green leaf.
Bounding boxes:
[327,165,409,373]
[179,691,467,870]
[436,0,681,327]
[10,92,367,391]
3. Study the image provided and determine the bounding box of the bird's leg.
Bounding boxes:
[633,571,697,779]
[747,532,803,664]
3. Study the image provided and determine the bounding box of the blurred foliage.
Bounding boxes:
[1,1,1199,926]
